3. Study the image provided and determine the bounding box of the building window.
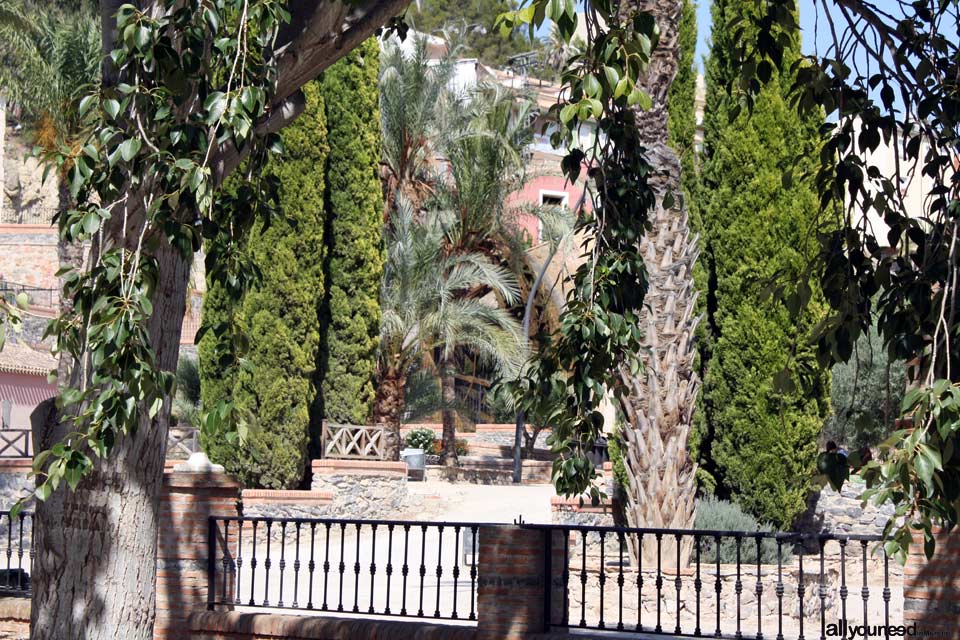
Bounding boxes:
[538,190,569,243]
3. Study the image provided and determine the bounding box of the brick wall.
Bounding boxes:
[904,528,960,638]
[0,227,59,295]
[155,463,242,640]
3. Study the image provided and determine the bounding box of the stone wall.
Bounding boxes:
[803,476,897,536]
[241,489,334,521]
[311,460,407,520]
[0,461,31,511]
[0,228,59,297]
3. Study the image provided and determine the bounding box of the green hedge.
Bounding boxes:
[695,0,829,528]
[200,80,328,488]
[318,38,383,426]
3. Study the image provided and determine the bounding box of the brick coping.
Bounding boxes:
[242,489,334,504]
[311,459,407,476]
[188,610,477,639]
[0,459,33,472]
[550,495,617,512]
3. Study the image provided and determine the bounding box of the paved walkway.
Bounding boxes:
[403,477,556,524]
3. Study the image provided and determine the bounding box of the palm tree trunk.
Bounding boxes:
[618,0,700,569]
[373,370,406,461]
[440,358,457,467]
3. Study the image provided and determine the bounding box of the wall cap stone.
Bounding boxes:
[242,489,334,504]
[311,459,407,476]
[188,610,476,639]
[0,460,33,472]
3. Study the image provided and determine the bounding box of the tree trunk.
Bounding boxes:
[619,0,700,569]
[373,370,406,461]
[440,360,457,467]
[31,233,191,640]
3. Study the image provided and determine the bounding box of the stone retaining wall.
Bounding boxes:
[804,476,897,536]
[241,489,335,520]
[0,461,31,511]
[311,460,407,520]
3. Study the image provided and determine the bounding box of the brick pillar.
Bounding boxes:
[476,525,563,640]
[155,453,241,639]
[904,528,960,639]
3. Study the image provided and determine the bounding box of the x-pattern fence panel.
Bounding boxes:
[0,430,31,459]
[321,423,386,460]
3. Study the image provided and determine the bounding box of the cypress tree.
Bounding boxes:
[697,0,829,527]
[318,38,384,427]
[200,80,329,488]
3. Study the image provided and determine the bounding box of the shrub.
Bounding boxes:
[607,428,629,491]
[176,356,201,406]
[405,428,436,452]
[694,496,787,565]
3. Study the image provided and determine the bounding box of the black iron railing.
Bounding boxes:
[0,511,33,597]
[208,516,482,622]
[0,279,57,309]
[522,523,895,640]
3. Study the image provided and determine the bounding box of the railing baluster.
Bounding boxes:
[263,519,272,606]
[353,522,362,613]
[562,528,570,627]
[435,524,444,618]
[235,520,243,605]
[248,520,258,606]
[385,524,395,615]
[322,522,332,610]
[369,523,378,614]
[637,533,644,632]
[418,524,428,617]
[861,540,870,630]
[5,511,11,590]
[221,520,230,604]
[598,530,606,629]
[735,535,742,640]
[656,532,663,634]
[452,525,461,619]
[776,539,784,640]
[580,530,587,627]
[839,539,848,629]
[337,522,346,612]
[715,534,722,638]
[292,522,301,608]
[16,512,24,593]
[756,535,763,640]
[676,533,683,636]
[819,537,826,640]
[277,521,286,607]
[307,522,316,610]
[401,524,411,616]
[468,525,477,621]
[617,531,625,630]
[695,535,702,637]
[798,547,805,640]
[883,551,891,637]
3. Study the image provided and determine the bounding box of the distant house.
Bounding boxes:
[0,342,56,428]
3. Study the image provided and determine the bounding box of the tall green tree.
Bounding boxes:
[319,38,384,427]
[408,0,536,66]
[696,0,828,527]
[201,81,328,488]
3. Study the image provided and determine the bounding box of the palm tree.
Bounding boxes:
[617,0,701,568]
[379,34,459,215]
[375,196,525,460]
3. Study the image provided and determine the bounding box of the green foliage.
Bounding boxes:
[0,1,101,146]
[319,38,383,426]
[499,1,659,498]
[176,355,201,406]
[36,0,287,503]
[824,328,907,450]
[408,0,537,67]
[694,496,785,564]
[405,427,437,452]
[697,0,828,528]
[201,81,328,488]
[606,427,629,492]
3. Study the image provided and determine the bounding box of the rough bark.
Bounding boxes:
[373,370,405,461]
[30,2,412,638]
[440,362,457,467]
[618,0,700,568]
[31,231,189,640]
